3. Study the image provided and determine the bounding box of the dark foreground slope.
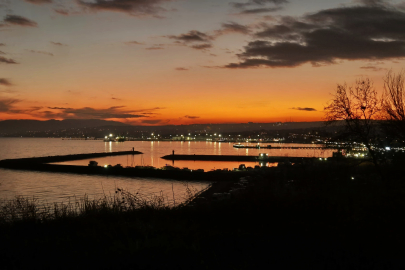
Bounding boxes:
[1,162,404,269]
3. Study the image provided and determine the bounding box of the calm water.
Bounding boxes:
[0,138,332,204]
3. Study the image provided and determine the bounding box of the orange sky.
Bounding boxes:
[1,0,405,125]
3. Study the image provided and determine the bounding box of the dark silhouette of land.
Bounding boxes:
[0,119,340,137]
[1,160,404,269]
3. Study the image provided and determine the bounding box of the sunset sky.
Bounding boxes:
[1,0,405,125]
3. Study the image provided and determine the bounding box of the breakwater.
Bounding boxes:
[233,145,331,150]
[0,151,252,181]
[161,154,316,163]
[0,150,142,165]
[0,163,248,181]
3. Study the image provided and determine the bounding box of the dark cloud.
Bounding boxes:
[47,107,68,110]
[290,107,317,112]
[175,67,188,71]
[231,0,288,9]
[231,0,288,14]
[225,5,405,68]
[42,106,155,119]
[397,2,405,10]
[124,41,144,45]
[0,56,18,64]
[111,97,122,100]
[356,0,389,7]
[24,0,52,4]
[3,15,38,27]
[0,51,4,54]
[77,0,173,17]
[54,9,70,16]
[0,43,5,46]
[167,30,212,43]
[184,115,200,119]
[0,98,20,112]
[360,66,387,71]
[27,50,54,56]
[167,30,215,50]
[190,43,212,50]
[0,78,12,86]
[216,22,251,35]
[5,106,164,120]
[51,41,67,46]
[145,45,164,50]
[239,7,282,14]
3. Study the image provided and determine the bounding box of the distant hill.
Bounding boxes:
[0,119,345,137]
[0,119,130,134]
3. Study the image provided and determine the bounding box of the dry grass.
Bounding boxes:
[0,183,208,224]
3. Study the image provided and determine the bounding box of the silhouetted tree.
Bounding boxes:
[382,70,405,141]
[324,78,381,166]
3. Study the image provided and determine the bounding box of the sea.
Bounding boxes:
[0,138,333,204]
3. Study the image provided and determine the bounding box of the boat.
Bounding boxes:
[104,136,115,142]
[103,135,125,142]
[115,137,125,142]
[233,144,245,148]
[233,144,273,149]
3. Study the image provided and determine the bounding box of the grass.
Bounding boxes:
[0,183,206,224]
[1,162,405,269]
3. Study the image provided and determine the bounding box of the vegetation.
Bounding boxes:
[382,70,405,140]
[324,71,405,167]
[1,162,405,269]
[324,78,381,163]
[0,185,202,224]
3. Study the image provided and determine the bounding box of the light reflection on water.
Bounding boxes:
[0,138,332,204]
[0,169,205,204]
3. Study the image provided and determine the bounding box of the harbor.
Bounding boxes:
[0,148,345,182]
[161,153,317,163]
[232,143,335,150]
[0,150,261,181]
[0,139,334,202]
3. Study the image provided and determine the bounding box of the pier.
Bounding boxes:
[161,154,317,163]
[0,151,249,181]
[233,144,333,150]
[0,150,142,165]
